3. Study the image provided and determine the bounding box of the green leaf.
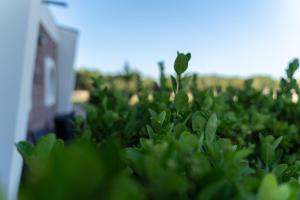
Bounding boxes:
[186,53,192,61]
[261,143,273,167]
[16,141,34,163]
[258,174,290,200]
[179,131,198,152]
[102,96,108,111]
[174,91,189,112]
[146,125,155,138]
[174,123,187,138]
[260,135,282,167]
[157,111,166,125]
[272,136,283,151]
[205,114,218,143]
[192,111,207,132]
[174,52,191,75]
[140,138,153,152]
[34,134,57,158]
[171,75,178,93]
[52,139,64,154]
[148,109,157,118]
[203,96,213,110]
[286,59,299,79]
[234,149,252,161]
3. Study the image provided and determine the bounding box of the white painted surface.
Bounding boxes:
[44,57,57,106]
[40,3,59,42]
[56,27,79,115]
[0,1,78,199]
[0,0,40,199]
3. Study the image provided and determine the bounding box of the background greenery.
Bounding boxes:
[75,67,280,93]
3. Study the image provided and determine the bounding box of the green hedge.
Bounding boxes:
[17,53,300,200]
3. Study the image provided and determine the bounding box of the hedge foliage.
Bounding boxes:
[17,53,300,200]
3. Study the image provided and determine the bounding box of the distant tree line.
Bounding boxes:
[75,68,280,94]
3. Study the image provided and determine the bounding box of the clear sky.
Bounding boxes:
[51,0,300,79]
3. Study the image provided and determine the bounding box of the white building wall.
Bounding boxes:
[0,0,40,199]
[0,1,78,199]
[40,3,59,42]
[56,27,79,115]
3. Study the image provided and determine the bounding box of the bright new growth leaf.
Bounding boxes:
[174,52,191,76]
[258,174,290,200]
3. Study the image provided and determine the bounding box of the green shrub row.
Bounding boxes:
[17,53,300,200]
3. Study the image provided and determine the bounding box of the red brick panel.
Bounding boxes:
[28,25,57,133]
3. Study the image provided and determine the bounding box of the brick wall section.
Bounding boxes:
[28,25,57,133]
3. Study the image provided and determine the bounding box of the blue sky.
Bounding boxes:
[51,0,300,79]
